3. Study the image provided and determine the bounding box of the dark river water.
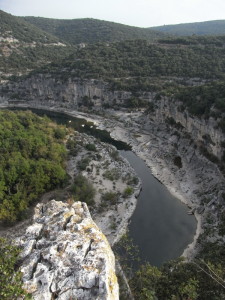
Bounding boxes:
[8,107,196,267]
[120,150,196,267]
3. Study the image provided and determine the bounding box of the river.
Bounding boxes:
[120,150,196,267]
[8,107,196,267]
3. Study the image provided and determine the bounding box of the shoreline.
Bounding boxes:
[131,151,202,260]
[0,104,141,249]
[1,104,201,260]
[109,125,201,260]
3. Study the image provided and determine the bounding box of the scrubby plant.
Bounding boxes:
[77,157,90,170]
[0,238,29,299]
[85,143,97,151]
[123,186,134,197]
[101,191,119,205]
[103,168,120,181]
[71,174,96,206]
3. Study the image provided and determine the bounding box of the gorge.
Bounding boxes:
[8,106,196,267]
[1,10,225,299]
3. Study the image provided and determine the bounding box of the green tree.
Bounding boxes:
[0,110,68,223]
[71,174,96,206]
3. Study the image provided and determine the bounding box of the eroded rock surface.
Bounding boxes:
[19,200,119,300]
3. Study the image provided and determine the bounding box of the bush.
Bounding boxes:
[0,238,28,299]
[77,157,90,170]
[123,186,134,197]
[101,191,119,205]
[66,138,78,156]
[103,168,120,181]
[71,174,96,206]
[54,127,67,139]
[85,143,97,151]
[110,150,120,160]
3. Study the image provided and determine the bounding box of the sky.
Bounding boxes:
[1,0,225,28]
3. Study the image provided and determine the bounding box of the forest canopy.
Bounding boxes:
[0,110,68,223]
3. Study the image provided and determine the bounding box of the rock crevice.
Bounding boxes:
[19,200,119,300]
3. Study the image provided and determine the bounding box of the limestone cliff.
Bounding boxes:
[1,74,224,160]
[151,96,225,160]
[19,200,119,300]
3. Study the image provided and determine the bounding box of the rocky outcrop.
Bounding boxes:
[151,97,225,159]
[19,200,119,300]
[0,75,133,108]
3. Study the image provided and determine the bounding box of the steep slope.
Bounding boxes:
[31,37,225,81]
[22,17,166,44]
[150,20,225,36]
[0,10,73,80]
[0,10,59,43]
[19,200,119,300]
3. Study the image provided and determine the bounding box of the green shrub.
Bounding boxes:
[54,127,67,139]
[71,174,96,206]
[77,157,90,170]
[101,191,119,205]
[125,174,139,185]
[0,238,28,299]
[85,143,97,151]
[66,138,78,156]
[123,186,134,197]
[110,150,120,160]
[103,168,120,181]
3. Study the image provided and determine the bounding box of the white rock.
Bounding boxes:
[20,200,119,300]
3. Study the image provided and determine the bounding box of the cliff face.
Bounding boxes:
[1,75,224,159]
[152,97,225,159]
[19,200,119,300]
[0,75,133,108]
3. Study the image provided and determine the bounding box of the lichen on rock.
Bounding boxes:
[19,200,119,300]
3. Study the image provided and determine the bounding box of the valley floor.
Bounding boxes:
[1,103,224,262]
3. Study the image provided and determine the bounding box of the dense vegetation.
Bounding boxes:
[0,10,74,79]
[150,20,225,36]
[22,17,166,45]
[0,238,28,299]
[117,235,225,299]
[38,38,225,81]
[0,110,68,223]
[0,43,74,79]
[130,254,225,300]
[0,10,59,43]
[174,81,225,118]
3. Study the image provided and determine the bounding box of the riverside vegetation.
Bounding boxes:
[0,110,68,298]
[1,9,225,299]
[0,110,68,223]
[0,109,139,299]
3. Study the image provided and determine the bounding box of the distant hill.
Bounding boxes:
[0,10,60,43]
[22,17,166,44]
[150,20,225,36]
[0,10,73,80]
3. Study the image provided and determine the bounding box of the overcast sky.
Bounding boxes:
[1,0,225,27]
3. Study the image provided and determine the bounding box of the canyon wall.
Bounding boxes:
[0,74,224,159]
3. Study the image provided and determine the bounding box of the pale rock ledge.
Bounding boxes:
[19,200,119,300]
